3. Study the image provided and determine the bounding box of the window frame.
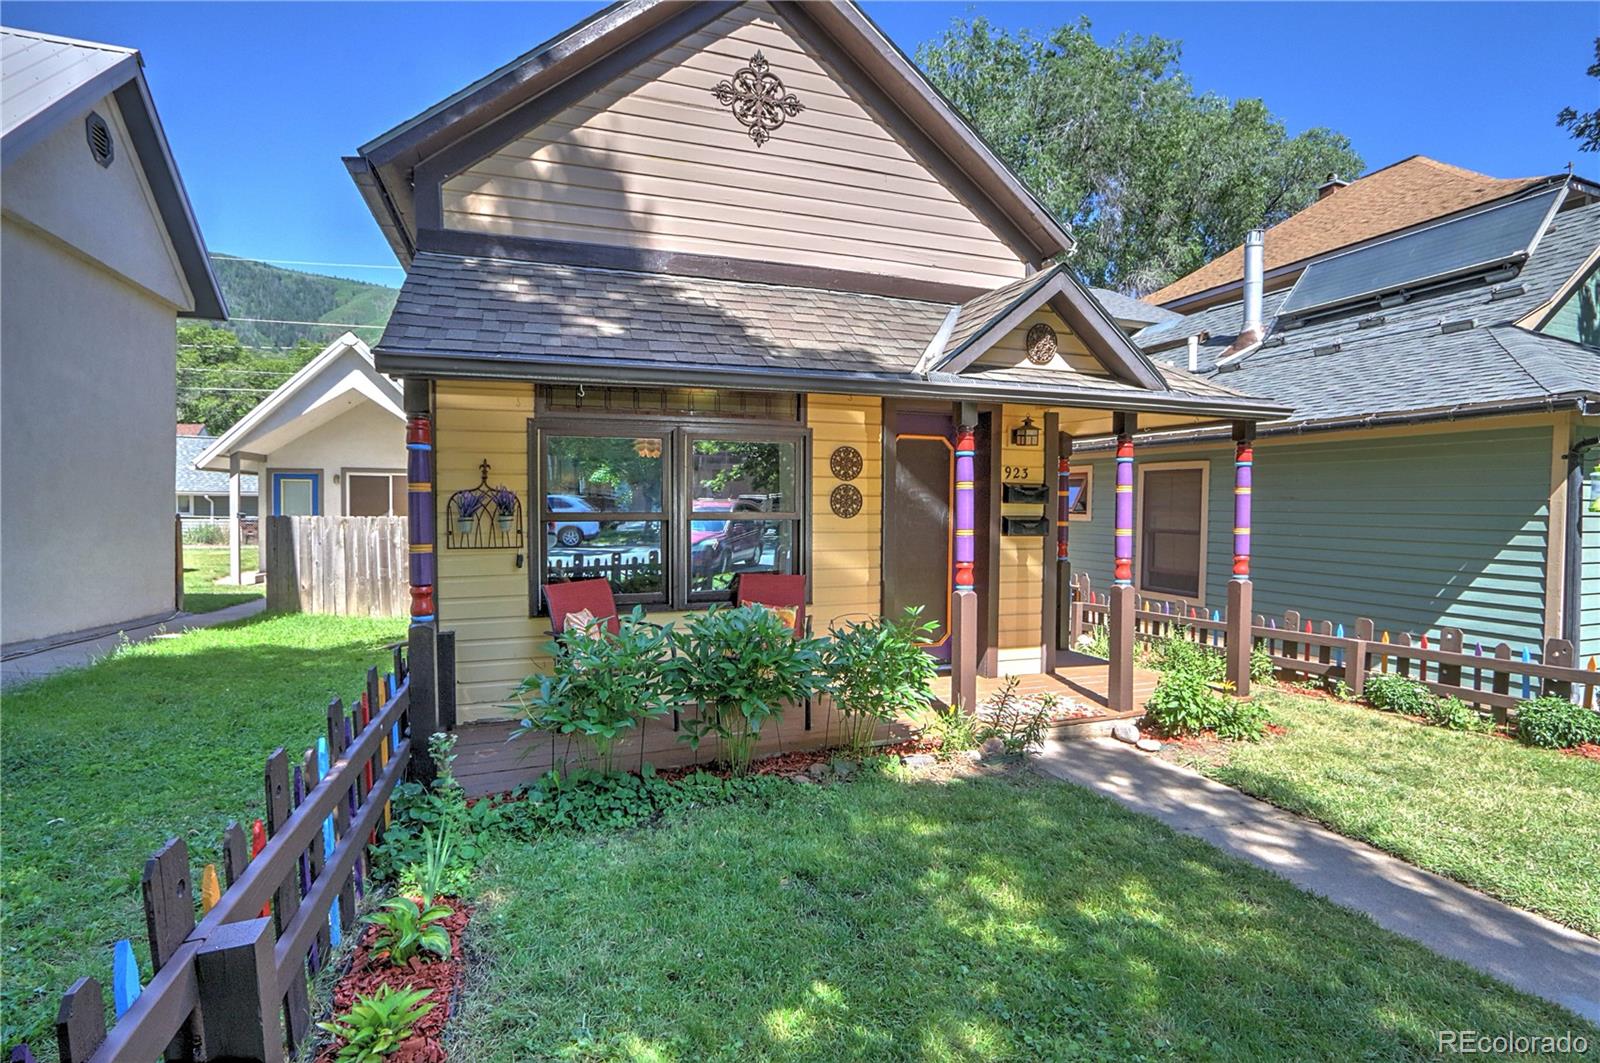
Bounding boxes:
[529,412,810,616]
[1067,466,1093,522]
[343,468,407,517]
[1134,461,1210,605]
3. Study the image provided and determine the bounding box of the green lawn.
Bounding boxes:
[181,544,263,613]
[1170,688,1600,936]
[0,612,405,1057]
[452,768,1597,1061]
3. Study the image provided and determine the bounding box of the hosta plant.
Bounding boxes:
[318,985,434,1063]
[667,605,825,775]
[1516,696,1600,749]
[507,606,675,775]
[823,608,940,755]
[365,896,452,966]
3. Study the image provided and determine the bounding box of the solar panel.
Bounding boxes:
[1279,187,1562,318]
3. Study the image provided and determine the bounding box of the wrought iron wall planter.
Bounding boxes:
[445,460,524,550]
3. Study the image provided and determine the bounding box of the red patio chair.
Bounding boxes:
[544,578,621,637]
[734,573,814,733]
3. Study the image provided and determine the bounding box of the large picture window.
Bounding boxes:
[533,419,806,612]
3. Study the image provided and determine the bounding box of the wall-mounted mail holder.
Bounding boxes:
[1002,516,1048,536]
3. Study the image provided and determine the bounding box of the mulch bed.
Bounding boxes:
[316,898,472,1063]
[652,737,940,782]
[1567,742,1600,762]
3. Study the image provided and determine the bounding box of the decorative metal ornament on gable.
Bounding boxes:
[710,51,804,147]
[1025,323,1058,365]
[445,460,524,551]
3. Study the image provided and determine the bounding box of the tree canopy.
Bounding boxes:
[176,324,316,434]
[1556,37,1600,154]
[916,17,1364,293]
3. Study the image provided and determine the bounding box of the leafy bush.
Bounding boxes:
[1420,695,1492,733]
[920,699,982,755]
[399,825,456,904]
[371,733,498,893]
[1517,696,1600,749]
[1077,624,1111,659]
[507,606,675,775]
[500,767,788,837]
[823,608,940,755]
[1251,646,1276,686]
[1363,672,1432,716]
[181,522,228,545]
[979,677,1054,756]
[667,605,824,775]
[1212,698,1270,742]
[365,896,452,965]
[1145,668,1230,737]
[318,984,434,1063]
[1149,631,1226,683]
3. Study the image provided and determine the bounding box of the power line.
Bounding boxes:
[178,386,279,394]
[227,317,385,330]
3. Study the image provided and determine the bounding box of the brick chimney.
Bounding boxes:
[1317,173,1350,200]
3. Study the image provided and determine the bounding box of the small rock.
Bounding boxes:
[902,753,937,769]
[830,758,858,778]
[1111,722,1140,744]
[1135,737,1163,753]
[788,773,815,784]
[960,749,982,762]
[806,762,829,778]
[979,737,1006,756]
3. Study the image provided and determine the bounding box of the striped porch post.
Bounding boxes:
[951,414,978,714]
[1108,413,1136,712]
[407,414,437,624]
[404,380,442,782]
[1226,423,1256,694]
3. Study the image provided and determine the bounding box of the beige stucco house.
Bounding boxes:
[1,27,226,649]
[193,332,406,583]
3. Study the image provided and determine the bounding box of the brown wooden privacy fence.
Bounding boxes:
[265,516,408,617]
[1071,574,1600,721]
[43,650,417,1063]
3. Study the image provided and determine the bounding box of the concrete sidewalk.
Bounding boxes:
[1,598,266,689]
[1034,738,1600,1024]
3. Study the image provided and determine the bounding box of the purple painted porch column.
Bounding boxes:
[1226,423,1256,695]
[1108,413,1136,711]
[951,419,978,712]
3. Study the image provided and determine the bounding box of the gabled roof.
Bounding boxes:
[194,333,403,471]
[1132,191,1600,432]
[1090,287,1181,330]
[0,26,225,319]
[375,252,1289,422]
[345,0,1073,269]
[1147,156,1552,310]
[177,434,258,494]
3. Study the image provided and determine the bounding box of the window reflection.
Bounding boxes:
[545,520,664,596]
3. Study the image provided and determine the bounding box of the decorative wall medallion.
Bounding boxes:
[829,483,863,519]
[1026,323,1059,365]
[829,445,863,481]
[710,51,804,147]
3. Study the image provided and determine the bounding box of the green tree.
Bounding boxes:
[916,18,1364,292]
[176,323,301,433]
[1556,37,1600,153]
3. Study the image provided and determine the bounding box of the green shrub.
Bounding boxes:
[824,608,940,755]
[1420,695,1492,733]
[365,896,452,966]
[1078,624,1111,659]
[980,676,1054,756]
[506,606,675,775]
[1363,672,1432,715]
[500,767,788,837]
[1145,668,1230,737]
[667,605,825,775]
[1213,698,1271,742]
[1251,646,1276,685]
[920,699,982,755]
[317,985,434,1063]
[181,522,229,545]
[371,733,498,892]
[1517,696,1600,749]
[1149,630,1226,683]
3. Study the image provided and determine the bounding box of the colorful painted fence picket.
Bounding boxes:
[1071,573,1600,725]
[36,649,419,1063]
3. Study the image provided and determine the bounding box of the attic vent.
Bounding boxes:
[85,112,113,167]
[1260,334,1287,348]
[1357,313,1387,329]
[1489,282,1528,301]
[1439,317,1478,335]
[1313,341,1342,357]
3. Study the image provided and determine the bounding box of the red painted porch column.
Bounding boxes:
[1107,413,1137,712]
[951,413,978,713]
[1226,422,1255,695]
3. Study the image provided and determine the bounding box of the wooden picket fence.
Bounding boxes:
[29,648,417,1063]
[1072,574,1600,723]
[265,516,409,617]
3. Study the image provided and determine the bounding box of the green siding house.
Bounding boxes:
[1073,167,1600,662]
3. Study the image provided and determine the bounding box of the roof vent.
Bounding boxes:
[1439,316,1477,335]
[1488,282,1528,301]
[1313,341,1342,357]
[1357,313,1387,329]
[1378,292,1408,309]
[1260,334,1287,348]
[85,112,113,167]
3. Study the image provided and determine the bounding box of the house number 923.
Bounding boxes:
[1003,465,1032,481]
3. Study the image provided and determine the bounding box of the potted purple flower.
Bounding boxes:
[492,487,518,532]
[456,492,483,537]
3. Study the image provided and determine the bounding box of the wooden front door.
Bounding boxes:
[885,410,957,664]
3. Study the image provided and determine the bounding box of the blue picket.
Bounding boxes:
[1334,624,1345,667]
[112,939,140,1017]
[330,898,343,949]
[1521,648,1532,699]
[1211,609,1220,647]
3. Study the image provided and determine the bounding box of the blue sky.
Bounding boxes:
[6,2,1595,288]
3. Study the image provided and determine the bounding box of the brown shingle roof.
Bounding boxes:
[1147,156,1548,307]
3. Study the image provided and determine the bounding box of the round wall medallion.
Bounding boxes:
[829,483,863,519]
[829,445,863,481]
[1026,323,1058,365]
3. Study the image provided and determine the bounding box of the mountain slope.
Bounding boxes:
[209,256,397,348]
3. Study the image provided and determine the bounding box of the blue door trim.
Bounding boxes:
[271,472,320,516]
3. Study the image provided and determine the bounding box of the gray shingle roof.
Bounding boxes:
[176,435,256,494]
[1132,195,1600,426]
[1090,287,1182,328]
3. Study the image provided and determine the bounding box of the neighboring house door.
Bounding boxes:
[1138,465,1207,600]
[272,473,320,516]
[885,409,957,664]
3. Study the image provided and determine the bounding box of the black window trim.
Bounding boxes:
[529,411,811,617]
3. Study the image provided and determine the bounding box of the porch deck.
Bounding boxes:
[451,652,1157,797]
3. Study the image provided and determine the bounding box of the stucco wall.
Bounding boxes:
[1,220,179,644]
[260,401,406,514]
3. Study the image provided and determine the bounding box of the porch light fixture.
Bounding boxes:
[1011,416,1041,448]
